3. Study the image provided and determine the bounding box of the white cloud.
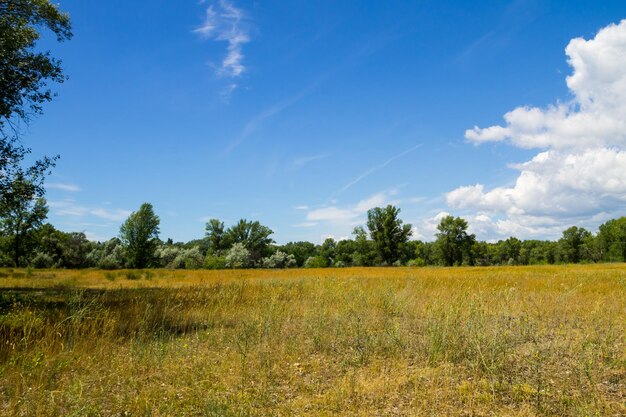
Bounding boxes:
[196,0,250,79]
[448,19,626,240]
[307,206,358,223]
[304,189,399,238]
[47,182,81,193]
[49,200,88,217]
[292,222,317,228]
[412,211,449,241]
[84,231,109,242]
[90,208,132,222]
[307,190,397,223]
[49,200,131,222]
[466,19,626,150]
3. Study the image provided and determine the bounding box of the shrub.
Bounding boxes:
[304,256,328,268]
[97,255,123,270]
[225,243,251,269]
[184,248,204,269]
[30,252,55,268]
[205,254,227,270]
[261,251,297,268]
[407,258,426,267]
[156,246,182,268]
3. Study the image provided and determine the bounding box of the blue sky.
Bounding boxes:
[26,0,626,243]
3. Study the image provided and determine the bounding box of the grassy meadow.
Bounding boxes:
[0,265,624,416]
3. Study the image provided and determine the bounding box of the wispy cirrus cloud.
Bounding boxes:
[334,143,422,197]
[49,200,131,222]
[291,154,329,169]
[220,90,310,155]
[47,182,81,193]
[195,0,250,87]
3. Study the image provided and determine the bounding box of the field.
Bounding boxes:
[0,265,624,416]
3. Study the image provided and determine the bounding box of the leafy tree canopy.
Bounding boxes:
[0,0,72,127]
[366,205,412,265]
[435,215,476,266]
[119,203,160,268]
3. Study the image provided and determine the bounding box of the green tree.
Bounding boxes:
[0,0,69,219]
[518,240,552,265]
[414,240,436,266]
[316,237,336,267]
[557,226,592,263]
[278,241,316,267]
[434,215,476,266]
[366,205,412,265]
[597,217,626,262]
[352,226,378,266]
[225,219,274,264]
[90,238,125,269]
[0,175,48,266]
[59,232,92,268]
[335,239,357,266]
[0,0,72,126]
[205,218,230,255]
[119,203,160,268]
[495,237,522,265]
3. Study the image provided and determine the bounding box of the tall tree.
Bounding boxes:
[205,218,229,255]
[0,175,48,266]
[352,226,377,266]
[0,0,72,126]
[434,215,476,266]
[225,219,274,264]
[119,203,160,268]
[366,205,412,265]
[1,0,70,208]
[558,226,592,263]
[597,217,626,262]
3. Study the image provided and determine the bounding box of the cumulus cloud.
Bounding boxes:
[196,0,250,79]
[412,211,450,241]
[448,19,626,240]
[466,19,626,150]
[306,190,396,226]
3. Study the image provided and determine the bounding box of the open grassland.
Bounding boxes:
[0,265,624,416]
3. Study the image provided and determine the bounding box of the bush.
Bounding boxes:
[225,243,251,269]
[182,247,204,269]
[407,258,426,267]
[156,246,182,268]
[261,251,297,268]
[30,252,55,268]
[205,254,227,269]
[97,254,123,270]
[304,256,328,268]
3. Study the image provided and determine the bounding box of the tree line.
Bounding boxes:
[1,201,625,269]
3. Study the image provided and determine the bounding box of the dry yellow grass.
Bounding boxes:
[0,265,624,416]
